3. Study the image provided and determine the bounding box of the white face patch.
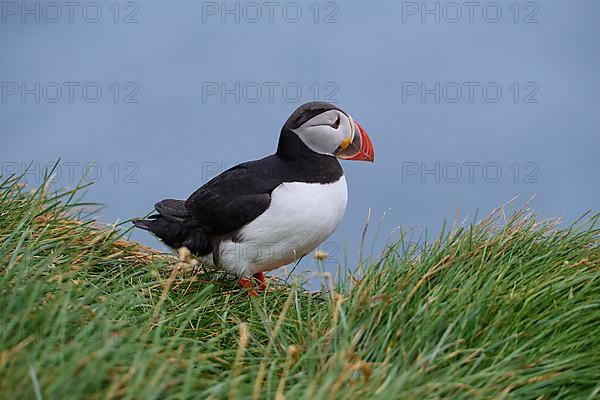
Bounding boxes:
[291,110,353,155]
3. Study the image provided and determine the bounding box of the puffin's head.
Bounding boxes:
[280,102,374,162]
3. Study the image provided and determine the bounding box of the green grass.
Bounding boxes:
[1,172,599,400]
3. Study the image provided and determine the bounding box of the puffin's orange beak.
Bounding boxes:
[335,120,375,162]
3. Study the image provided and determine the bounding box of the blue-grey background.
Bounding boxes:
[1,1,598,280]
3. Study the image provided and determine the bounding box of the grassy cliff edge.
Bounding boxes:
[1,173,599,399]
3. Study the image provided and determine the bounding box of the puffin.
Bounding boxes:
[133,102,374,294]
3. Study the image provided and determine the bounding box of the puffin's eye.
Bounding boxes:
[331,115,341,129]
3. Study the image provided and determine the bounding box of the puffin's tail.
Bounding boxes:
[132,199,212,256]
[132,218,153,231]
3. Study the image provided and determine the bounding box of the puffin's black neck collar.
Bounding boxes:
[276,128,343,181]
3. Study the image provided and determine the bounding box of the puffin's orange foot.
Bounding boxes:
[253,272,267,292]
[238,273,267,296]
[238,277,258,297]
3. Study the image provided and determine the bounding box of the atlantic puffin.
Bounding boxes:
[133,102,374,294]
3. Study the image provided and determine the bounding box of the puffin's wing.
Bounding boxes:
[185,159,279,235]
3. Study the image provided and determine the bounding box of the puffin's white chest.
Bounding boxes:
[218,176,348,276]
